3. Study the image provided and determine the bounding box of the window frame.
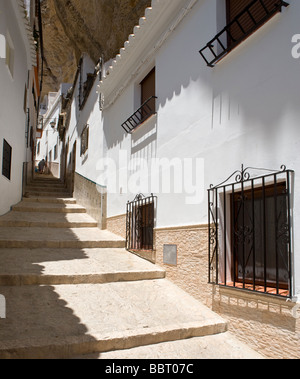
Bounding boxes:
[126,194,157,252]
[2,139,12,181]
[121,67,157,134]
[80,124,89,156]
[208,165,294,298]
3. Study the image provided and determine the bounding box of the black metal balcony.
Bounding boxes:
[199,0,289,67]
[121,96,157,134]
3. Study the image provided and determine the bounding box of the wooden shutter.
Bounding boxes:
[227,0,280,47]
[141,68,155,105]
[2,139,12,180]
[140,68,156,120]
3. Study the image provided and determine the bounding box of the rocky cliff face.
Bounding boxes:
[41,0,151,95]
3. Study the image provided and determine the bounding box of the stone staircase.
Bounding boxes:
[0,176,263,359]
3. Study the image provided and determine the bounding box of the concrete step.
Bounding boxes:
[29,182,63,186]
[24,191,72,198]
[0,227,125,249]
[0,280,227,359]
[0,212,97,228]
[27,182,66,188]
[76,332,263,359]
[0,248,165,285]
[22,197,77,205]
[25,186,68,193]
[12,201,86,214]
[31,176,62,183]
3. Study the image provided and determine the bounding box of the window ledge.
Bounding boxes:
[217,283,291,301]
[130,113,157,135]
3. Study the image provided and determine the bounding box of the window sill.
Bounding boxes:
[130,113,157,135]
[218,282,290,299]
[214,13,280,67]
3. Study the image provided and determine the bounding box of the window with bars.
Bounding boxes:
[199,0,289,67]
[126,194,156,252]
[208,165,294,298]
[80,125,89,156]
[2,139,12,181]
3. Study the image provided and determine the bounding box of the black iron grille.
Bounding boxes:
[208,165,294,298]
[121,96,157,134]
[199,0,289,67]
[126,194,156,252]
[2,139,12,181]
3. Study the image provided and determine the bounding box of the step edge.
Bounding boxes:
[0,321,227,359]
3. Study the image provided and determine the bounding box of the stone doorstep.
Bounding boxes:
[0,321,227,360]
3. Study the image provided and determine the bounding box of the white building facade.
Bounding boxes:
[0,0,37,215]
[60,0,300,358]
[36,84,72,178]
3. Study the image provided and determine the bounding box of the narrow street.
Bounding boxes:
[0,175,262,359]
[2,0,299,360]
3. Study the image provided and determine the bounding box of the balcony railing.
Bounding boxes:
[199,0,289,67]
[121,96,157,134]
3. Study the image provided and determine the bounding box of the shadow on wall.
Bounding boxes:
[103,2,300,159]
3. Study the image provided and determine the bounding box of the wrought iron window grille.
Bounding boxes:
[126,193,157,252]
[208,165,294,298]
[199,0,289,67]
[2,139,12,181]
[121,96,157,134]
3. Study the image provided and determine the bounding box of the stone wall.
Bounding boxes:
[106,214,126,238]
[73,172,107,229]
[155,225,210,306]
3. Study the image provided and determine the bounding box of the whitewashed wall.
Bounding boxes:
[99,0,300,295]
[37,92,59,161]
[65,54,104,186]
[0,0,31,214]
